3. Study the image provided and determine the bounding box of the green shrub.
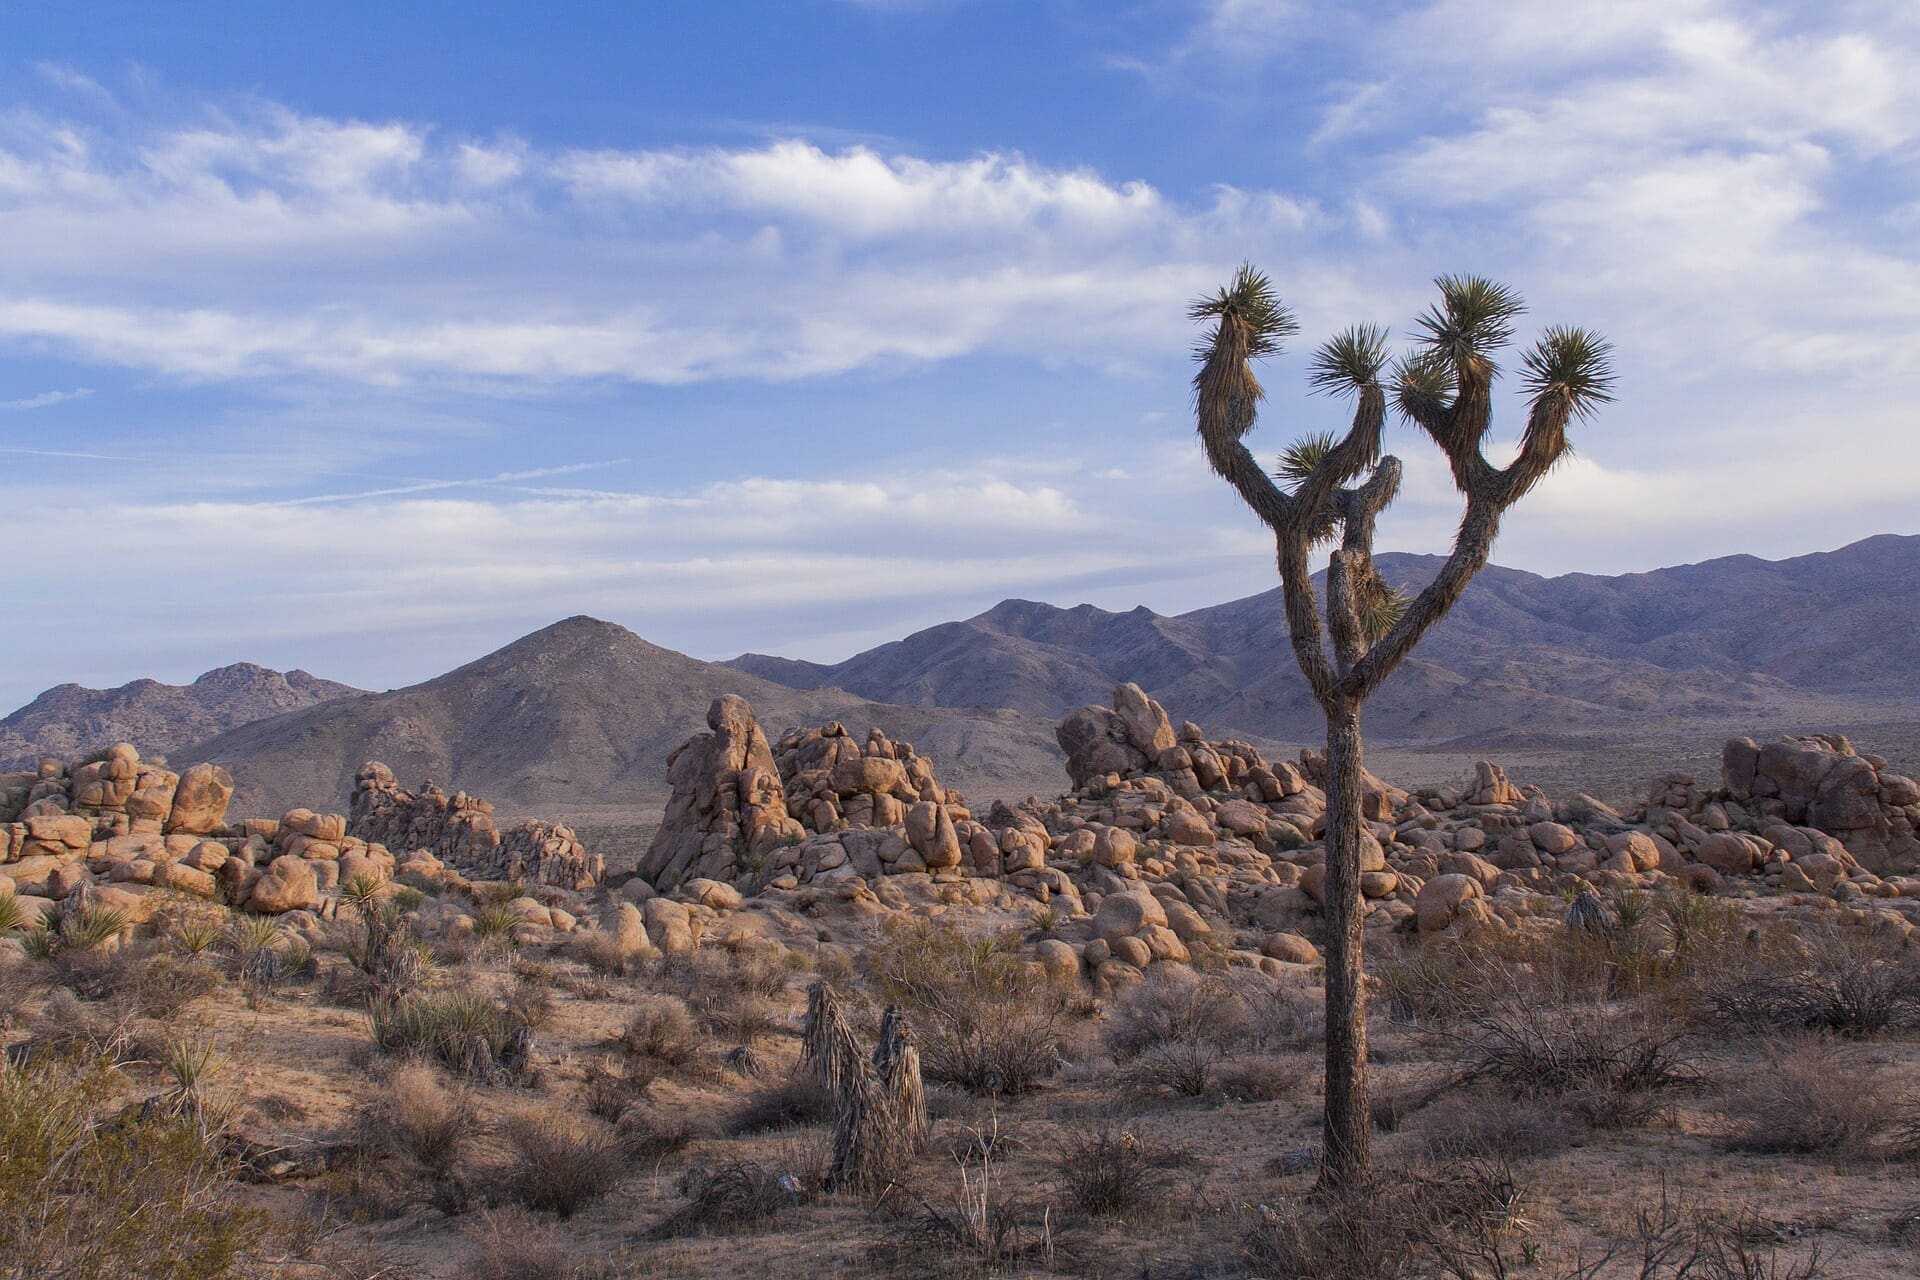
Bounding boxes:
[0,1055,261,1278]
[470,902,523,944]
[866,917,1069,1095]
[369,991,531,1077]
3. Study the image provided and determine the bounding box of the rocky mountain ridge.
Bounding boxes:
[0,663,361,768]
[727,534,1920,743]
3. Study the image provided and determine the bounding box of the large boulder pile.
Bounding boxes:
[1,745,233,840]
[350,762,602,890]
[639,696,808,889]
[1721,734,1920,874]
[773,722,962,831]
[641,698,980,891]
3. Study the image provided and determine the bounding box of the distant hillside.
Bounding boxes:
[726,535,1920,743]
[180,617,1063,819]
[1,664,360,768]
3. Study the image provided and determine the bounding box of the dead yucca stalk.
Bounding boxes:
[826,1002,928,1193]
[877,1006,928,1150]
[801,981,863,1100]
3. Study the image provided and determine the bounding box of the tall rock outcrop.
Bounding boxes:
[640,696,807,889]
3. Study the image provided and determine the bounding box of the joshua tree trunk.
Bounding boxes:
[1320,699,1369,1186]
[1188,268,1614,1191]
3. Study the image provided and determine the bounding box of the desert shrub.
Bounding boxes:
[1718,1039,1907,1156]
[1414,1093,1577,1161]
[1107,969,1315,1096]
[866,917,1068,1095]
[1245,1160,1527,1280]
[0,891,25,935]
[0,1054,262,1278]
[1604,1196,1830,1280]
[1372,933,1522,1024]
[465,1207,609,1280]
[614,1102,700,1164]
[368,991,531,1077]
[470,881,527,906]
[1211,1053,1303,1102]
[1105,967,1254,1059]
[567,930,631,977]
[1455,998,1695,1113]
[19,989,134,1062]
[1119,1036,1224,1097]
[650,946,791,1037]
[898,1149,1057,1274]
[616,994,709,1073]
[503,975,555,1029]
[729,1076,837,1135]
[645,1161,809,1239]
[1697,929,1920,1037]
[368,1061,475,1182]
[54,944,221,1020]
[581,1055,662,1123]
[1053,1128,1184,1218]
[500,1110,624,1219]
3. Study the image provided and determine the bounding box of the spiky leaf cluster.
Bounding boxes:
[1412,274,1525,366]
[1519,325,1616,422]
[1188,263,1299,359]
[1274,431,1338,491]
[1307,324,1390,397]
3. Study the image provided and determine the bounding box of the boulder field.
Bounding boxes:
[6,686,1918,983]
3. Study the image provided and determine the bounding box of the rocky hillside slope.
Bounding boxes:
[0,664,360,768]
[728,535,1920,742]
[179,617,1062,819]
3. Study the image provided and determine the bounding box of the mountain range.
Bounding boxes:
[2,535,1914,821]
[729,535,1920,742]
[0,664,359,768]
[179,617,1063,819]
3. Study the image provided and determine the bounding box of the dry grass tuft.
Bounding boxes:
[1718,1038,1909,1157]
[500,1109,625,1219]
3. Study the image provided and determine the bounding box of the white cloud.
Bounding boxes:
[0,386,91,410]
[0,103,1335,387]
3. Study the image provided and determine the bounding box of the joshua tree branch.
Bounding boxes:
[1344,495,1503,699]
[1285,385,1385,541]
[1276,531,1338,705]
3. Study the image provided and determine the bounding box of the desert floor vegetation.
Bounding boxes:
[4,875,1919,1280]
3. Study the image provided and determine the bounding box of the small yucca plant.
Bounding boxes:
[226,914,286,958]
[0,892,26,935]
[339,872,388,911]
[470,902,522,944]
[169,916,224,957]
[161,1030,232,1138]
[22,926,57,960]
[59,904,131,953]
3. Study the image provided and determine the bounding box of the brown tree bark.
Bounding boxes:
[1319,699,1370,1189]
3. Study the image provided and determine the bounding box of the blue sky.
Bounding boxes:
[1,0,1916,709]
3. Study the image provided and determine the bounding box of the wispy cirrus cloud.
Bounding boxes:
[0,386,91,409]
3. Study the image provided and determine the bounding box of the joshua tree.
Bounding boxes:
[1189,268,1614,1189]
